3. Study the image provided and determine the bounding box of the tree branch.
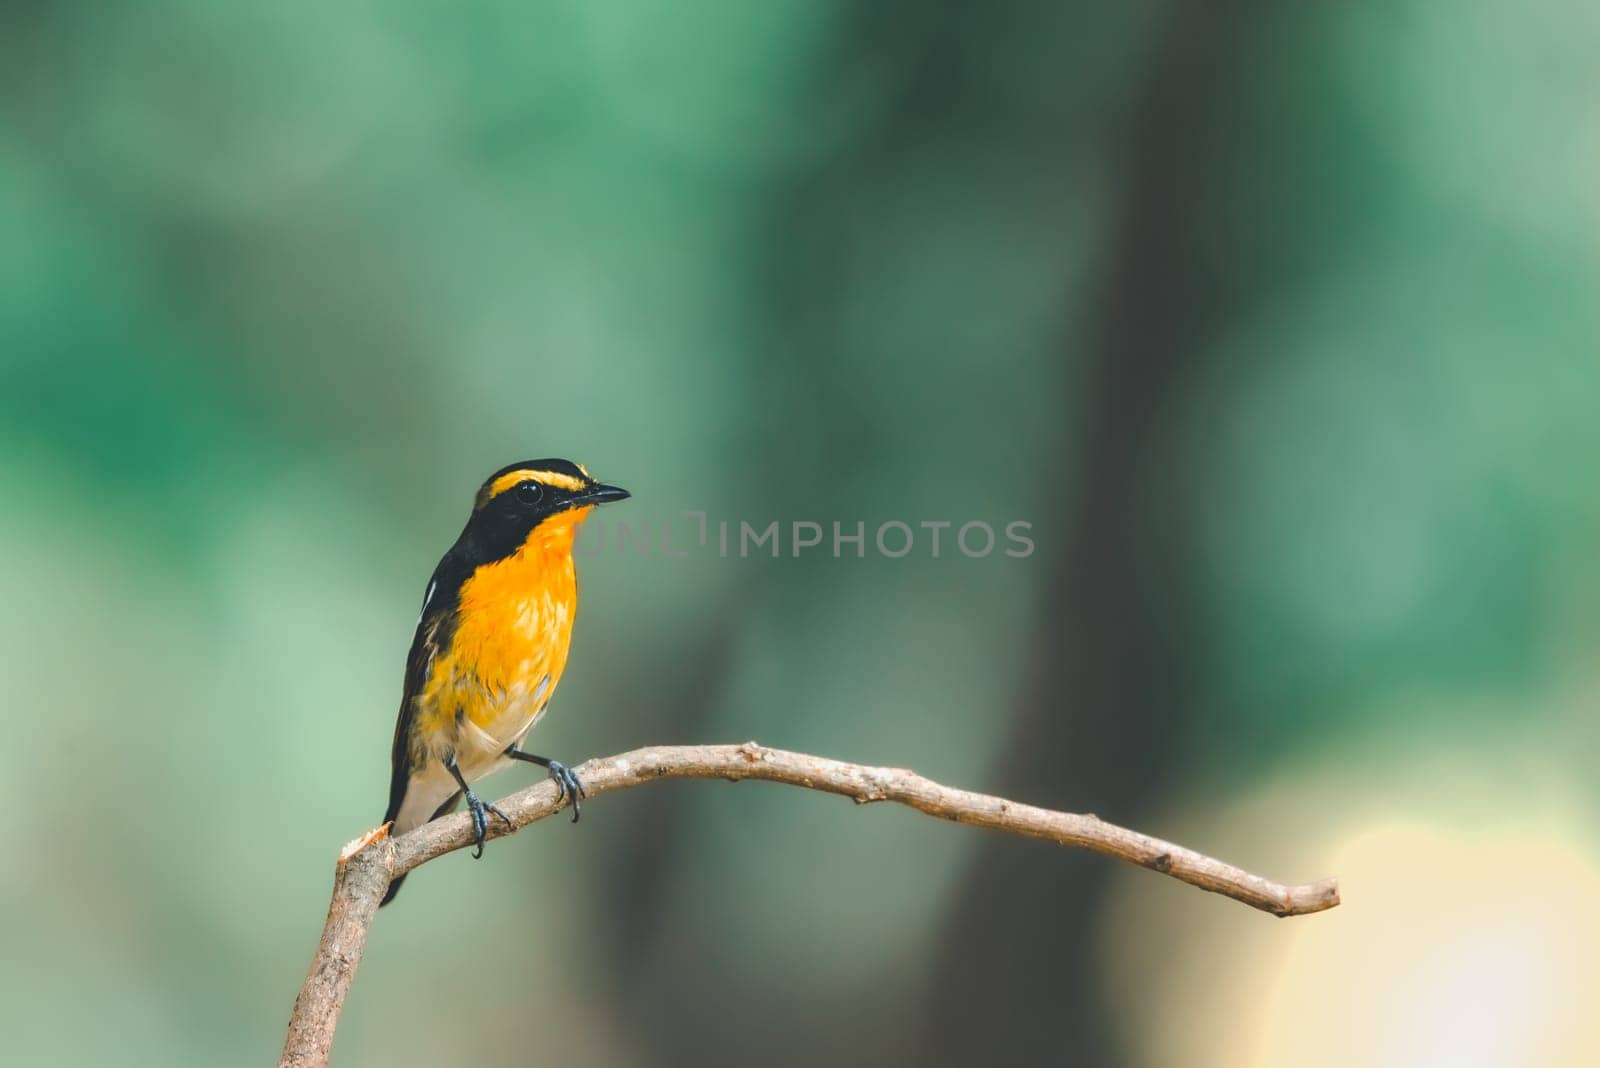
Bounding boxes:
[280,741,1339,1067]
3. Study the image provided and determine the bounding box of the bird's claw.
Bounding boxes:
[465,792,512,859]
[547,760,586,823]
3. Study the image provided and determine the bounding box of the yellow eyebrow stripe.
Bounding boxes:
[488,468,588,498]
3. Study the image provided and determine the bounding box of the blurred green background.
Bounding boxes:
[5,3,1600,1065]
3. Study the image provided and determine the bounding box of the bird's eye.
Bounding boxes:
[514,482,544,506]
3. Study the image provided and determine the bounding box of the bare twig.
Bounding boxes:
[280,741,1339,1067]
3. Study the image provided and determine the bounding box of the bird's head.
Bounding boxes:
[463,458,629,561]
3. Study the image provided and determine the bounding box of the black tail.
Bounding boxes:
[377,790,462,907]
[379,874,407,907]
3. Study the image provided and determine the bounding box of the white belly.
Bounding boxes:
[456,692,547,773]
[391,675,553,834]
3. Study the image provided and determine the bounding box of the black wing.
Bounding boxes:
[382,555,466,827]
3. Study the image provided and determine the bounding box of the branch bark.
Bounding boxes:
[280,741,1340,1067]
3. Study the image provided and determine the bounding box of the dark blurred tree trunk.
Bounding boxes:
[591,604,750,981]
[913,6,1245,1065]
[592,2,1254,1064]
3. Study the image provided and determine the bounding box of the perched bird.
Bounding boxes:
[381,459,629,906]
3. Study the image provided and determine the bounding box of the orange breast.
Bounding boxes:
[416,507,592,756]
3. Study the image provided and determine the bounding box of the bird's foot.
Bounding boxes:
[465,790,512,858]
[546,760,587,823]
[505,749,588,823]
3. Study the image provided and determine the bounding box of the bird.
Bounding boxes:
[380,458,629,906]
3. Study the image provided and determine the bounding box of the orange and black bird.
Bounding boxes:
[381,459,629,906]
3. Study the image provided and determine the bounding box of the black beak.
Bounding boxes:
[578,483,630,505]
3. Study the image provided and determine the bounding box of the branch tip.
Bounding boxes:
[338,824,389,863]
